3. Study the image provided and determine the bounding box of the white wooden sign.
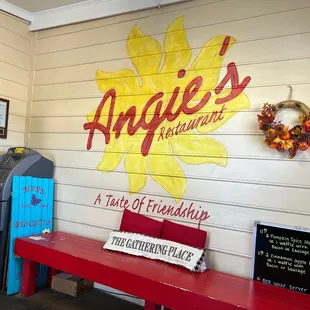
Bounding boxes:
[103,231,207,272]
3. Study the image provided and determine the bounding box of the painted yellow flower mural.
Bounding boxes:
[84,16,251,202]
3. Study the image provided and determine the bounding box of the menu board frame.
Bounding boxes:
[251,221,310,294]
[0,98,10,139]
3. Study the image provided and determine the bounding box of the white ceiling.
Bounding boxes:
[5,0,88,13]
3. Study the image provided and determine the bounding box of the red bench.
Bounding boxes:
[15,232,310,310]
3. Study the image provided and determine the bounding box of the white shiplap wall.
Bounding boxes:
[0,12,34,150]
[27,0,310,294]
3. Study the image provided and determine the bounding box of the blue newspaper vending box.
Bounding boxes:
[0,147,54,291]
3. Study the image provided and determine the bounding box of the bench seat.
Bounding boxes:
[14,232,310,310]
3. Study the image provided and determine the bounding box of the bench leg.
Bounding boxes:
[47,268,61,287]
[20,259,38,297]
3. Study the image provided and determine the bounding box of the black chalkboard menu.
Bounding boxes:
[251,221,309,295]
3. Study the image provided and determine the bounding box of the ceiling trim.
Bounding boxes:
[30,0,187,31]
[0,0,33,22]
[1,0,189,31]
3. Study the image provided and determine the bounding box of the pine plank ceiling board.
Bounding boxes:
[5,0,87,13]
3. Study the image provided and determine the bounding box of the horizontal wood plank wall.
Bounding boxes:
[0,12,33,152]
[28,0,310,291]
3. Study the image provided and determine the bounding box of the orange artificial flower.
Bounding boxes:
[274,138,294,151]
[266,128,276,139]
[266,128,275,135]
[298,141,309,151]
[303,120,310,133]
[270,142,280,150]
[282,140,295,151]
[277,128,291,140]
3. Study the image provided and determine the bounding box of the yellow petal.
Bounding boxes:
[188,35,236,97]
[196,91,250,134]
[97,140,128,172]
[125,152,147,194]
[127,24,162,75]
[96,69,140,95]
[86,108,96,123]
[149,143,186,202]
[170,134,228,166]
[161,16,192,73]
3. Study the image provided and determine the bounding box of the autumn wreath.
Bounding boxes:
[258,100,310,158]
